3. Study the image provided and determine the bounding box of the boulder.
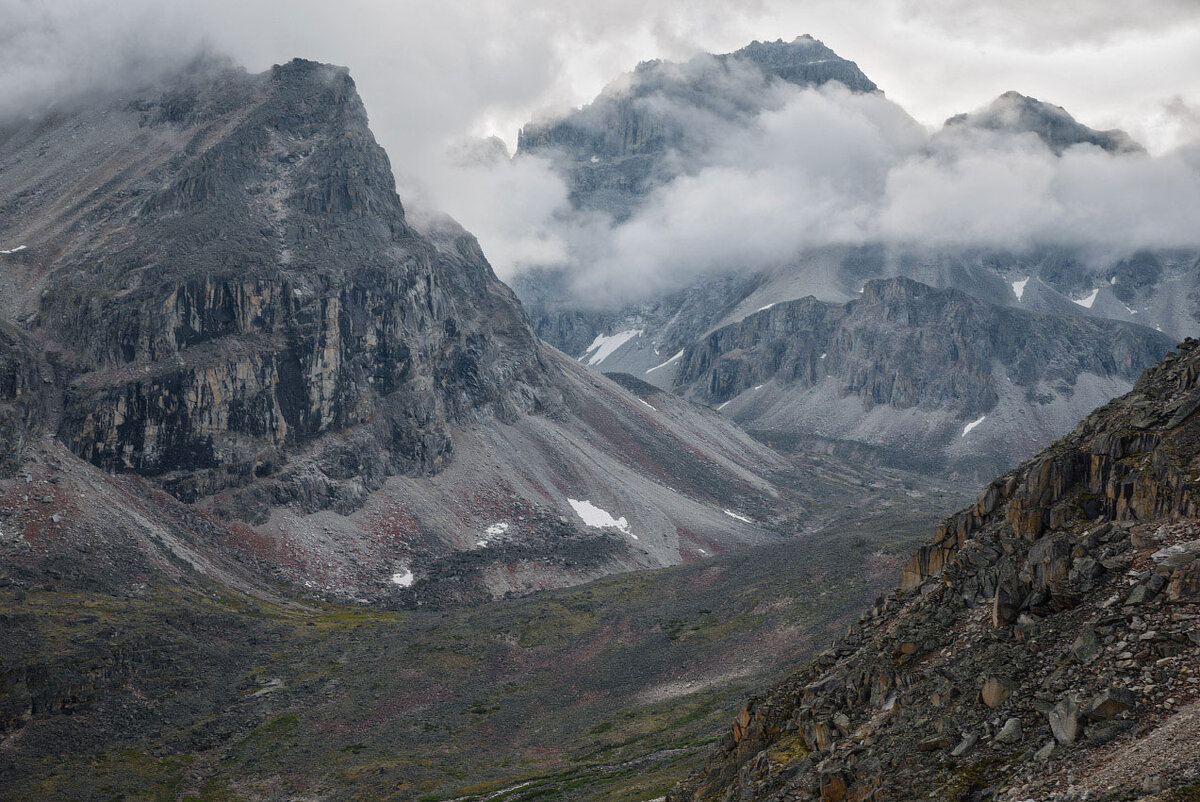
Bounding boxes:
[950,732,978,757]
[1047,697,1083,744]
[1085,688,1137,721]
[981,677,1015,708]
[1069,626,1101,665]
[917,734,954,752]
[992,585,1020,628]
[1027,535,1073,592]
[1034,740,1056,761]
[1165,560,1200,604]
[1125,575,1165,605]
[1085,719,1134,746]
[994,717,1023,745]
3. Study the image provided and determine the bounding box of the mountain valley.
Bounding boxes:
[0,21,1197,802]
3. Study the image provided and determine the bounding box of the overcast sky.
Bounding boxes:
[4,0,1200,155]
[4,0,1200,302]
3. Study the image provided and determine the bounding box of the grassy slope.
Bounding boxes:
[0,440,971,802]
[0,502,952,802]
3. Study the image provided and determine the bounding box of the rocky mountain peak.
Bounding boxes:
[944,90,1144,154]
[0,57,553,510]
[721,35,877,93]
[515,36,878,219]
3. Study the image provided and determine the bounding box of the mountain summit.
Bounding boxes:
[944,90,1144,154]
[516,36,877,219]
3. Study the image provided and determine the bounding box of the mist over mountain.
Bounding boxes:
[449,38,1200,313]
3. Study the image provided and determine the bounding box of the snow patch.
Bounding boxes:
[754,384,764,390]
[716,400,732,411]
[1110,276,1118,285]
[645,349,684,374]
[568,498,634,538]
[1073,288,1099,309]
[961,415,986,437]
[723,509,753,524]
[1011,277,1028,301]
[582,329,642,366]
[486,522,509,537]
[757,302,776,312]
[638,399,657,411]
[819,353,827,360]
[0,245,26,254]
[390,568,414,587]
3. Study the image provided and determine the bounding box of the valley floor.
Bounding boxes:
[0,485,959,802]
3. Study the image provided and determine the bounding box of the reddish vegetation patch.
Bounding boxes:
[466,482,536,527]
[221,521,291,565]
[685,564,729,593]
[522,742,566,763]
[361,501,420,543]
[578,398,691,492]
[677,526,724,562]
[327,681,457,735]
[570,688,611,708]
[3,480,75,546]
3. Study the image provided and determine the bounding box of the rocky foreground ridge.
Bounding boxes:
[670,339,1200,801]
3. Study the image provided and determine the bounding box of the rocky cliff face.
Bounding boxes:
[668,277,1172,476]
[678,277,1167,412]
[3,58,551,508]
[0,323,42,477]
[0,58,809,605]
[516,36,876,220]
[669,339,1200,801]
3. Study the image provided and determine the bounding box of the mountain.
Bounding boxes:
[0,57,812,606]
[511,41,1193,482]
[670,338,1200,801]
[673,277,1173,477]
[943,90,1144,155]
[0,56,986,802]
[516,35,878,221]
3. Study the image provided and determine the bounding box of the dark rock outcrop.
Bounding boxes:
[9,59,553,506]
[0,323,43,476]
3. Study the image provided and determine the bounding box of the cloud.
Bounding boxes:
[2,0,1199,309]
[479,76,1200,308]
[563,83,924,303]
[892,0,1200,48]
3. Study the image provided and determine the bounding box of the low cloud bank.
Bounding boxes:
[437,78,1200,309]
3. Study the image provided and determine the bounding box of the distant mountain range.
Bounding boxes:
[510,36,1190,480]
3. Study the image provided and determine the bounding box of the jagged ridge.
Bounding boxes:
[671,339,1200,801]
